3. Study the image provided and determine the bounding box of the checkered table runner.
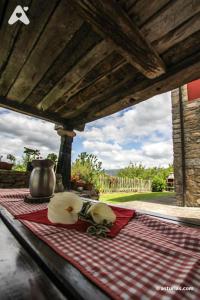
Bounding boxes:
[1,189,200,300]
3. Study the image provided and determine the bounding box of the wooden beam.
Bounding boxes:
[70,52,200,126]
[70,0,166,79]
[0,96,73,127]
[30,0,199,113]
[57,135,73,190]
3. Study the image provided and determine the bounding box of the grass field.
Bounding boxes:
[100,192,175,203]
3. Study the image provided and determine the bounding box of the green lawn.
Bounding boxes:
[100,192,175,203]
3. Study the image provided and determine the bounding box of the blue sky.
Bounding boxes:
[0,92,173,169]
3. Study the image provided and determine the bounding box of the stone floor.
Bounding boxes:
[121,201,200,219]
[110,196,200,220]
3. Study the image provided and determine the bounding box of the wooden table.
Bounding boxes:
[0,205,200,300]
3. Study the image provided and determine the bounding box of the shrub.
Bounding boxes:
[72,152,104,190]
[151,176,166,192]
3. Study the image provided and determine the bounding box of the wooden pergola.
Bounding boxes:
[0,0,200,188]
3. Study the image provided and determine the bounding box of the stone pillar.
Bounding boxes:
[172,80,200,206]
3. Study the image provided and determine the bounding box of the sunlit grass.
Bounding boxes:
[100,192,175,203]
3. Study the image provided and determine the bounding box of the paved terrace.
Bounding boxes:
[104,196,200,219]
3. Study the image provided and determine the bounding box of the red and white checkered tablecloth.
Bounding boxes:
[0,189,200,300]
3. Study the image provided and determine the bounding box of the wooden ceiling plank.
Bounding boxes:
[126,0,171,25]
[141,0,200,43]
[0,0,31,74]
[28,0,177,110]
[162,30,200,66]
[0,0,59,96]
[24,23,101,107]
[117,0,138,11]
[28,0,197,111]
[37,40,113,111]
[0,96,72,127]
[52,18,200,117]
[0,0,7,27]
[49,52,125,113]
[7,0,84,102]
[153,12,200,54]
[59,63,133,118]
[70,0,166,79]
[70,51,200,127]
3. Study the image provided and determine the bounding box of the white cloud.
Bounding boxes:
[0,109,60,161]
[0,92,173,169]
[78,92,173,169]
[82,140,173,169]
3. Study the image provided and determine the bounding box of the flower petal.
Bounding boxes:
[47,192,83,224]
[88,203,116,224]
[48,208,79,224]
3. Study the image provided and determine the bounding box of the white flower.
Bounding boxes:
[47,192,83,224]
[87,202,116,225]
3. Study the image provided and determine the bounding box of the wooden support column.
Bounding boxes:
[56,126,76,190]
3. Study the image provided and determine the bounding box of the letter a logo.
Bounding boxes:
[8,6,30,25]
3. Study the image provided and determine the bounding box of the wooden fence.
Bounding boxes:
[97,175,152,193]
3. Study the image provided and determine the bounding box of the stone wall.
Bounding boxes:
[172,85,200,206]
[0,170,64,192]
[0,170,30,188]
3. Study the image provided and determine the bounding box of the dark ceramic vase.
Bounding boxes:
[29,159,56,198]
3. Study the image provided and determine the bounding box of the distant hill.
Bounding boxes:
[105,169,121,176]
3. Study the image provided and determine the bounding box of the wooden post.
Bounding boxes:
[57,136,73,190]
[55,126,76,190]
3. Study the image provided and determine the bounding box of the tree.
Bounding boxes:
[151,176,166,192]
[47,153,58,163]
[72,152,104,187]
[117,162,174,191]
[7,154,16,164]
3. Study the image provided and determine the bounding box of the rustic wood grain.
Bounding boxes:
[7,0,83,102]
[0,96,72,127]
[38,40,113,111]
[153,12,200,54]
[51,52,126,114]
[1,0,200,130]
[0,0,31,74]
[141,0,200,43]
[57,18,200,120]
[70,52,200,127]
[35,0,199,114]
[0,218,66,300]
[0,0,60,96]
[70,0,166,79]
[27,0,172,111]
[117,0,138,11]
[57,135,73,189]
[60,63,134,118]
[162,30,200,66]
[125,0,171,25]
[24,23,101,107]
[0,0,7,27]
